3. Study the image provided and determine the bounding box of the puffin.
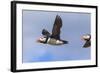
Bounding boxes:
[82,34,91,48]
[37,15,68,45]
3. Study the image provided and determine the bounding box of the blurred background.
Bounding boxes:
[22,10,91,63]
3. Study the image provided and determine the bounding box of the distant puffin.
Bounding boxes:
[82,34,91,48]
[37,15,68,45]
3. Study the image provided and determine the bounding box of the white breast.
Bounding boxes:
[47,38,51,43]
[56,40,63,44]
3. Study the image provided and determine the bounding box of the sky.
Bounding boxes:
[22,10,91,63]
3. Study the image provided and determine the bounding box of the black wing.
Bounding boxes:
[42,29,50,37]
[51,15,62,40]
[83,40,91,48]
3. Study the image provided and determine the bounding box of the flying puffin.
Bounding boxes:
[82,34,91,48]
[37,15,68,45]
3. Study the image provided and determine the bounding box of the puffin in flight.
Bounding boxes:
[82,34,91,48]
[37,15,68,45]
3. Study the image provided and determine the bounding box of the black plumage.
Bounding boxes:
[83,34,91,48]
[42,29,50,37]
[83,40,91,48]
[41,15,68,44]
[51,15,62,40]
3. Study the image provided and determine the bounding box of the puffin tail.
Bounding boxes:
[62,40,68,44]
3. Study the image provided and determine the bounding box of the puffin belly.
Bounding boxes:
[47,38,63,45]
[47,38,57,45]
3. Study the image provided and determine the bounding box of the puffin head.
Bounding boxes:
[37,36,46,43]
[82,34,91,41]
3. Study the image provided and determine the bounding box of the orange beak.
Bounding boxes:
[36,38,41,43]
[81,36,84,41]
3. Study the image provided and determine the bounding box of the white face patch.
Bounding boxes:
[39,37,46,42]
[83,35,90,39]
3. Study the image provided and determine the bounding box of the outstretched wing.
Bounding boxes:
[83,40,91,48]
[42,29,50,37]
[51,15,62,40]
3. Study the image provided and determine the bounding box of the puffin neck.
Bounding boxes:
[44,37,49,44]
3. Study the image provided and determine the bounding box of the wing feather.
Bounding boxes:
[42,29,50,36]
[83,40,91,48]
[51,15,62,40]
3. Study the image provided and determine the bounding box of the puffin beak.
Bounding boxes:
[81,36,84,41]
[36,39,40,43]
